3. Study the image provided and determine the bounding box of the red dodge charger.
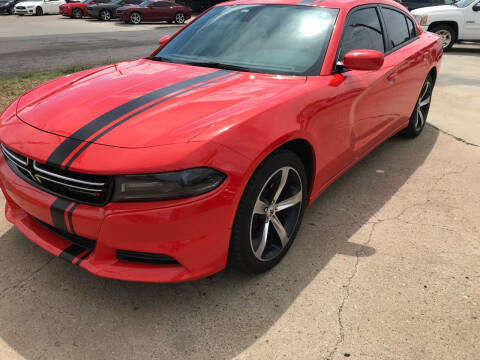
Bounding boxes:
[117,0,192,24]
[0,0,442,282]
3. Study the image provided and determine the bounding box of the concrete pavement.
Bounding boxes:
[0,31,479,360]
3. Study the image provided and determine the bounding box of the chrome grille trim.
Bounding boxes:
[33,161,107,187]
[1,144,112,205]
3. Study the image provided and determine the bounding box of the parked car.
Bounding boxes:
[59,0,109,18]
[0,0,21,14]
[14,0,65,15]
[400,0,455,11]
[412,0,480,49]
[0,0,442,282]
[86,0,141,20]
[117,0,191,24]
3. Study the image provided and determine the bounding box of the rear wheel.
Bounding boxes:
[431,25,456,51]
[35,6,43,16]
[401,74,433,138]
[129,11,141,24]
[72,8,83,19]
[99,9,111,21]
[229,150,307,274]
[174,12,185,24]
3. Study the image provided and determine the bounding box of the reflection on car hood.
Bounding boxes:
[15,59,307,149]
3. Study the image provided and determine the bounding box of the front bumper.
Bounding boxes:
[60,8,72,16]
[0,154,235,282]
[14,8,34,14]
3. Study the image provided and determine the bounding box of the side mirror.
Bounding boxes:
[158,35,171,46]
[473,3,480,11]
[342,49,384,71]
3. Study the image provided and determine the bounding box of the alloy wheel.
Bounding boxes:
[175,13,185,24]
[250,166,303,261]
[72,8,82,19]
[436,29,452,49]
[130,12,141,24]
[415,80,432,131]
[100,9,110,21]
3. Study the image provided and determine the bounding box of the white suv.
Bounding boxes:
[14,0,64,16]
[412,0,480,50]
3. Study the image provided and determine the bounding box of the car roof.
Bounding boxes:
[218,0,407,11]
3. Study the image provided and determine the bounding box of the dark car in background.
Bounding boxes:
[399,0,455,11]
[87,0,141,20]
[0,0,21,14]
[117,0,191,24]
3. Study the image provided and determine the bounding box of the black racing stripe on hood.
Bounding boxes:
[46,69,231,167]
[50,198,73,232]
[62,70,239,170]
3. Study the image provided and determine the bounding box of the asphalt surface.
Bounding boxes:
[0,15,479,360]
[0,15,184,76]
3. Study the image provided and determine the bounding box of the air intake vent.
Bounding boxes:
[116,250,180,265]
[36,218,96,250]
[2,144,112,205]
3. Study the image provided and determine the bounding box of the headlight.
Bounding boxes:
[414,15,428,26]
[112,167,226,202]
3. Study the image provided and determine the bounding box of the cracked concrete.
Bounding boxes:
[0,45,479,360]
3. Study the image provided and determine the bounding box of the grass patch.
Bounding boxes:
[0,65,96,112]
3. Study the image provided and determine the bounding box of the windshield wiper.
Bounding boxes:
[182,61,255,73]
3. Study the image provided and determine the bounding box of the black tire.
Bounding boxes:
[35,6,43,16]
[129,11,141,24]
[229,149,308,274]
[430,24,456,51]
[99,9,111,21]
[8,7,14,14]
[174,12,185,24]
[401,74,434,138]
[72,8,83,19]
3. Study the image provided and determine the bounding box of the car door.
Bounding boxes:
[380,6,427,128]
[334,5,399,158]
[463,0,480,39]
[151,1,173,21]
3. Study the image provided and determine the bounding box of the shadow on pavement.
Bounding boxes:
[0,126,439,359]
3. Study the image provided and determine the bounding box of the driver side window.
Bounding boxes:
[338,7,385,60]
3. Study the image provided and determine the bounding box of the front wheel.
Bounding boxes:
[129,11,141,24]
[72,8,83,19]
[401,74,433,138]
[431,25,456,51]
[35,6,43,16]
[229,150,308,274]
[99,9,111,21]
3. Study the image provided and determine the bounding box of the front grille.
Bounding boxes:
[36,218,96,250]
[116,250,180,265]
[16,6,25,9]
[2,144,112,205]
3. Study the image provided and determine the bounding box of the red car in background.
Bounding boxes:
[117,0,191,24]
[60,0,109,18]
[0,0,442,282]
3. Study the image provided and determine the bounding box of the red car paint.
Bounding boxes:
[0,0,442,282]
[118,0,191,23]
[59,0,94,17]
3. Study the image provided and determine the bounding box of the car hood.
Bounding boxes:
[16,59,307,149]
[15,1,42,5]
[411,5,457,15]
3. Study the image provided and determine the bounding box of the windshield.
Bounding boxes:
[155,5,339,76]
[455,0,476,7]
[140,0,151,6]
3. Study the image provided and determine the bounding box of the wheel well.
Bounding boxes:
[428,21,458,39]
[428,67,437,86]
[278,139,315,191]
